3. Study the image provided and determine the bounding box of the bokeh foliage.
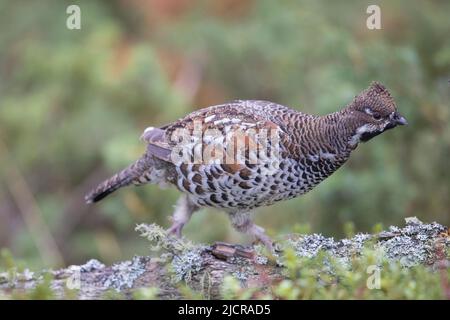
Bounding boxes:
[0,0,449,269]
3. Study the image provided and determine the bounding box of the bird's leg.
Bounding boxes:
[167,195,198,238]
[229,212,274,252]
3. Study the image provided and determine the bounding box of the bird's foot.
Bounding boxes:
[167,195,198,238]
[166,221,185,238]
[250,225,275,253]
[229,213,276,254]
[254,234,275,253]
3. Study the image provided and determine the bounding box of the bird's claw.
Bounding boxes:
[167,222,184,238]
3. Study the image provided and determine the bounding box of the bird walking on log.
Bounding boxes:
[85,81,407,251]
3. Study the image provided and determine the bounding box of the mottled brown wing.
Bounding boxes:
[140,102,291,167]
[141,127,172,162]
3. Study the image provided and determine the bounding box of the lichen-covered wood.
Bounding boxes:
[0,217,448,299]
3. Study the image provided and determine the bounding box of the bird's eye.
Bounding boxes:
[372,112,381,120]
[364,107,382,120]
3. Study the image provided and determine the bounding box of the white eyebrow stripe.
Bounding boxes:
[213,118,231,125]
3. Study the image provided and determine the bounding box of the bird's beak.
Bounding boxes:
[392,112,408,126]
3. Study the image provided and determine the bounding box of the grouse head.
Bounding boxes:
[348,81,407,143]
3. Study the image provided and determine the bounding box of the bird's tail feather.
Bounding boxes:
[85,156,150,203]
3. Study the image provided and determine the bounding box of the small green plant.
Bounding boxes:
[218,242,450,300]
[133,287,160,300]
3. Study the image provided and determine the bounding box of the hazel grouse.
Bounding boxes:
[85,81,407,250]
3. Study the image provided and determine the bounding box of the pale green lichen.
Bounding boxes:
[171,247,206,282]
[253,244,269,265]
[232,270,249,283]
[0,218,448,300]
[378,219,447,267]
[102,256,149,291]
[135,223,207,283]
[135,223,194,254]
[285,217,448,269]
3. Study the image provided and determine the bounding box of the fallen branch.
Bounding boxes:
[1,217,449,299]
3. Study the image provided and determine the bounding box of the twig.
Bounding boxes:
[0,138,64,267]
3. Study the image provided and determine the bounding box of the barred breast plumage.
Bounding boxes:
[85,81,407,250]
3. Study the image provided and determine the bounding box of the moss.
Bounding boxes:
[1,218,447,300]
[219,246,450,299]
[134,218,449,299]
[285,217,448,268]
[28,273,55,300]
[136,223,207,283]
[215,218,450,300]
[220,275,259,300]
[102,289,126,300]
[133,287,160,300]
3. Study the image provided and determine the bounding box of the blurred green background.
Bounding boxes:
[0,0,449,269]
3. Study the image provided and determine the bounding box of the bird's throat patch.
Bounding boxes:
[359,130,383,142]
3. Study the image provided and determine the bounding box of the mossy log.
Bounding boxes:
[0,217,448,299]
